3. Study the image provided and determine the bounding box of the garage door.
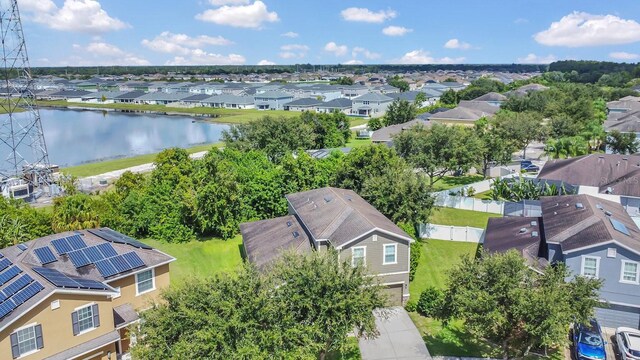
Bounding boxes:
[382,284,404,307]
[595,305,640,329]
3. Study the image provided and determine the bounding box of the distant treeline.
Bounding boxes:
[29,64,547,77]
[549,60,640,84]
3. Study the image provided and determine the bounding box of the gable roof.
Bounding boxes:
[538,154,640,197]
[605,110,640,133]
[371,119,431,143]
[353,92,393,102]
[540,194,640,254]
[319,98,352,109]
[484,216,547,270]
[285,97,323,107]
[473,92,507,102]
[285,187,413,247]
[0,229,175,332]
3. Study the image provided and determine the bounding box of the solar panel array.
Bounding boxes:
[66,243,118,269]
[88,228,152,250]
[32,267,109,291]
[0,262,45,319]
[33,246,57,265]
[51,234,87,255]
[95,252,145,278]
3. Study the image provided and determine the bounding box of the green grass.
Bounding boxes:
[140,235,243,285]
[429,207,500,229]
[345,130,373,148]
[430,175,485,192]
[62,143,221,177]
[37,100,300,124]
[349,118,369,127]
[472,190,493,200]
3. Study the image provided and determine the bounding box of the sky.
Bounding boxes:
[15,0,640,67]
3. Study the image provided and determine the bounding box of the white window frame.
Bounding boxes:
[620,260,640,284]
[581,256,600,278]
[383,244,398,265]
[14,323,39,358]
[112,287,121,299]
[75,304,96,335]
[351,246,366,267]
[136,268,156,296]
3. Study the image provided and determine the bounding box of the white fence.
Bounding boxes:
[433,193,504,214]
[419,223,486,243]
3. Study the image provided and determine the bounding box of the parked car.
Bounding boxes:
[520,160,540,172]
[616,327,640,360]
[573,319,606,360]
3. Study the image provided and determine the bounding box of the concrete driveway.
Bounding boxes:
[359,307,431,360]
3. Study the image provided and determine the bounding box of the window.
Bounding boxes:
[136,269,155,295]
[581,256,600,278]
[352,247,366,267]
[72,304,99,335]
[383,244,397,265]
[10,324,43,358]
[621,261,639,284]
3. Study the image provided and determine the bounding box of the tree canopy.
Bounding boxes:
[383,99,417,127]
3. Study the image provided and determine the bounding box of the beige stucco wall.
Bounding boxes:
[0,294,114,360]
[107,264,170,310]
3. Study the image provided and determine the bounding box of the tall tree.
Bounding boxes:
[333,144,407,193]
[393,124,482,186]
[606,130,640,154]
[440,89,459,105]
[383,99,417,126]
[387,75,409,92]
[493,111,546,159]
[51,194,101,232]
[475,118,517,177]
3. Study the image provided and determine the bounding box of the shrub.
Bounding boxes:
[409,242,421,281]
[417,286,443,317]
[405,301,417,313]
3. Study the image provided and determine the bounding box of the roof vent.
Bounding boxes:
[565,203,570,207]
[553,211,558,215]
[530,220,537,226]
[606,187,613,194]
[292,231,300,238]
[286,221,292,227]
[622,157,628,161]
[519,228,527,234]
[575,203,584,209]
[604,210,613,216]
[598,155,604,159]
[531,231,539,237]
[596,204,603,210]
[323,195,333,203]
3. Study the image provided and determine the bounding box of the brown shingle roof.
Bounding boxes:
[484,217,547,270]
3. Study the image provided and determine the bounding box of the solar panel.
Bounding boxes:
[0,292,6,303]
[96,243,118,258]
[67,234,87,250]
[33,247,57,265]
[17,243,28,251]
[88,228,152,249]
[0,258,11,272]
[0,252,4,258]
[0,266,21,286]
[12,282,44,305]
[73,278,109,291]
[122,252,145,269]
[83,246,105,263]
[67,249,91,268]
[110,255,131,273]
[51,238,73,255]
[32,267,79,288]
[95,259,118,278]
[0,300,16,319]
[610,217,631,236]
[3,274,33,297]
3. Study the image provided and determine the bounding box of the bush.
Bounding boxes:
[409,242,421,281]
[405,301,417,312]
[417,287,443,317]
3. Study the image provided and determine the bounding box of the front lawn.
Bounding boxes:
[429,207,500,229]
[141,235,243,285]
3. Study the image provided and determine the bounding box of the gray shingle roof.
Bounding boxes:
[285,98,323,107]
[605,110,640,133]
[113,303,139,329]
[319,98,352,109]
[254,90,293,99]
[372,119,431,143]
[44,330,120,360]
[484,216,547,270]
[114,90,146,100]
[473,92,507,102]
[353,92,393,102]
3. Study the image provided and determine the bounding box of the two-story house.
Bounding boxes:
[351,93,393,118]
[254,91,294,110]
[0,228,175,360]
[484,194,640,328]
[240,187,414,305]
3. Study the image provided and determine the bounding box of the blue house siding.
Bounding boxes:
[595,305,640,329]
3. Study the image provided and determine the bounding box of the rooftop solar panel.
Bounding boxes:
[51,238,73,255]
[0,266,21,286]
[95,259,118,278]
[0,292,6,303]
[33,246,57,265]
[122,252,145,269]
[73,278,109,291]
[610,217,631,236]
[96,243,117,258]
[3,274,33,297]
[83,246,105,263]
[67,234,87,250]
[12,282,44,306]
[17,243,28,251]
[110,255,131,273]
[88,228,152,249]
[0,300,16,319]
[0,258,12,272]
[67,249,91,268]
[32,267,79,288]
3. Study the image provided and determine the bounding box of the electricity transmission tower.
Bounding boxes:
[0,0,52,195]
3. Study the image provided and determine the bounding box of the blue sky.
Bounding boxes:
[16,0,640,66]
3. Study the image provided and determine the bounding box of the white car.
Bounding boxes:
[616,327,640,360]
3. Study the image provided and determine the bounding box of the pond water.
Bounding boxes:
[32,109,229,167]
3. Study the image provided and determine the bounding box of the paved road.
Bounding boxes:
[359,307,431,360]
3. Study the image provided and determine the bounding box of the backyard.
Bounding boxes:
[429,207,500,228]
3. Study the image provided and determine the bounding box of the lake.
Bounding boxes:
[33,109,229,167]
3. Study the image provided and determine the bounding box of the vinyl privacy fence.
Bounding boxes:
[419,223,486,243]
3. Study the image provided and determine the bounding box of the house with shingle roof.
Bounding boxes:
[283,97,323,112]
[240,187,415,305]
[428,100,499,126]
[316,98,352,115]
[0,228,174,360]
[352,93,393,118]
[484,194,640,328]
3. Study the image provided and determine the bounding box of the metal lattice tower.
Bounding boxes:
[0,0,52,192]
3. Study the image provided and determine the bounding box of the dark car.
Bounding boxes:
[573,319,606,360]
[520,160,540,172]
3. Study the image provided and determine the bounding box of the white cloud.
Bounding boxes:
[281,31,299,38]
[208,0,249,5]
[352,47,380,59]
[341,7,396,23]
[324,42,348,57]
[534,12,640,47]
[517,53,557,64]
[514,18,529,24]
[166,49,245,65]
[279,52,298,59]
[66,42,149,65]
[280,44,309,51]
[609,52,640,60]
[196,1,278,29]
[444,38,472,50]
[19,0,129,33]
[142,31,231,55]
[279,44,308,59]
[343,60,363,65]
[382,26,412,37]
[257,59,276,65]
[393,50,464,64]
